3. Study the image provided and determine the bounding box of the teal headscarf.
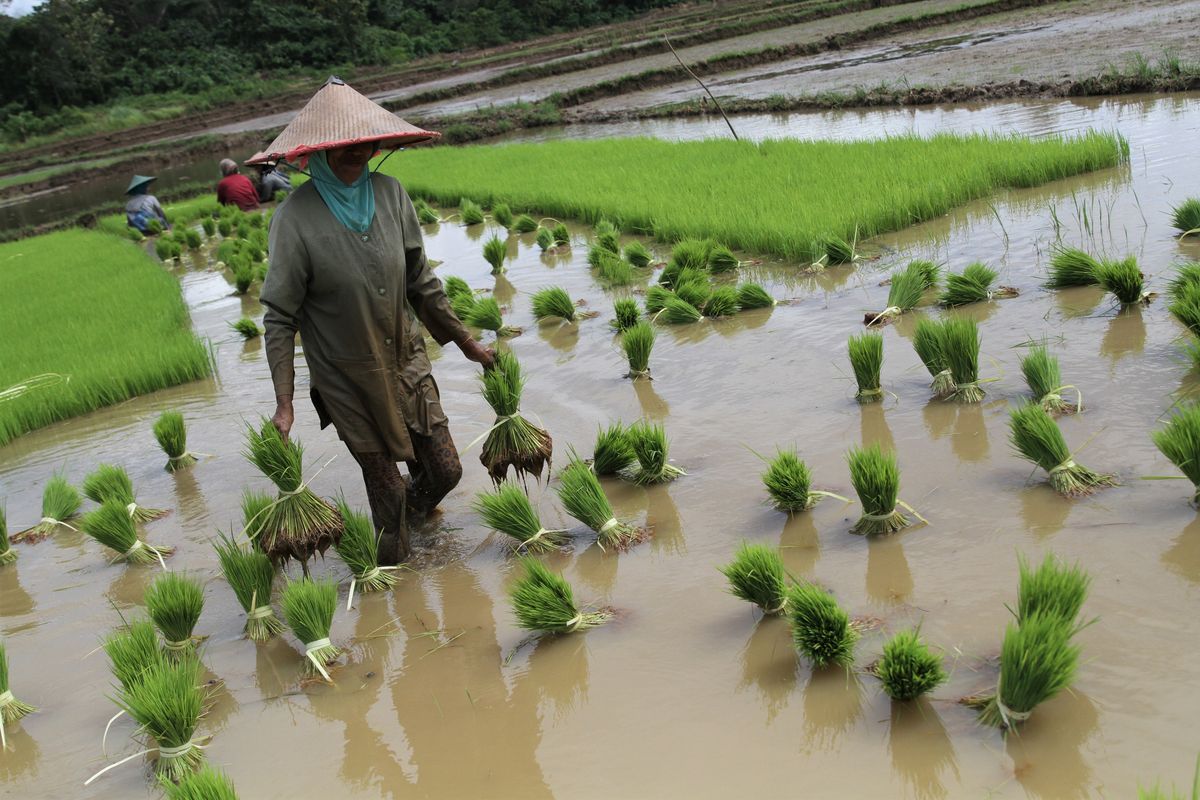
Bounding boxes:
[309,151,375,233]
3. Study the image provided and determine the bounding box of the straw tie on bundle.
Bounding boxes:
[1009,404,1115,496]
[557,456,644,550]
[865,260,928,326]
[16,473,81,542]
[475,483,568,554]
[214,533,284,640]
[624,420,685,485]
[0,642,36,749]
[281,578,341,681]
[154,411,200,472]
[81,499,173,567]
[474,351,553,485]
[847,444,925,536]
[720,542,790,614]
[510,557,612,635]
[335,501,400,610]
[1020,345,1080,415]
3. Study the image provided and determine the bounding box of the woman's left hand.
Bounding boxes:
[458,337,496,369]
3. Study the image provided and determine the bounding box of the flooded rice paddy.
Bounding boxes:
[3,93,1200,798]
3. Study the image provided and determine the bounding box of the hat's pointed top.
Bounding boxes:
[125,174,156,194]
[260,79,438,164]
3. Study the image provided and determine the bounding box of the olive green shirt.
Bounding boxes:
[262,175,470,461]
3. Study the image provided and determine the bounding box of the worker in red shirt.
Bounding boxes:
[216,159,261,211]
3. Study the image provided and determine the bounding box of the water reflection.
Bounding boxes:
[737,618,796,725]
[240,335,264,361]
[950,404,990,463]
[865,533,914,606]
[574,541,619,595]
[521,631,591,721]
[1162,513,1200,584]
[645,485,684,555]
[779,511,821,577]
[0,567,35,618]
[0,725,40,781]
[859,402,896,452]
[536,318,579,354]
[1054,285,1106,318]
[800,668,865,753]
[253,635,298,698]
[888,698,959,800]
[1100,305,1146,363]
[104,562,155,607]
[493,273,517,305]
[1018,484,1072,539]
[922,399,954,442]
[170,469,208,531]
[1005,691,1099,800]
[633,377,670,420]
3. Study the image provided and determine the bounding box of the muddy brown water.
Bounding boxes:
[3,93,1200,798]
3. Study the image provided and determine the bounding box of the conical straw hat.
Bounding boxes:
[260,77,438,164]
[125,174,156,194]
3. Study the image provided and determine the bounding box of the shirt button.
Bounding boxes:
[378,287,385,295]
[385,338,393,345]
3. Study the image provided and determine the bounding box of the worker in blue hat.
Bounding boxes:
[125,175,170,234]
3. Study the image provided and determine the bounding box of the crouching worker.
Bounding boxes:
[216,159,260,211]
[125,174,169,233]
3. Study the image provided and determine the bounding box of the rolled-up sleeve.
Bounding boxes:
[399,188,471,346]
[261,213,311,398]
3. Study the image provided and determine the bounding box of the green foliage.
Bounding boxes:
[660,295,702,324]
[83,463,166,522]
[510,557,611,634]
[335,500,396,593]
[161,766,240,800]
[478,351,552,483]
[942,316,983,402]
[875,629,947,701]
[1009,403,1116,495]
[912,318,952,396]
[1020,345,1073,413]
[1172,198,1200,235]
[762,449,815,512]
[1152,402,1200,504]
[491,203,513,228]
[535,227,554,251]
[116,657,206,781]
[848,332,883,403]
[624,240,652,268]
[201,218,216,238]
[213,533,283,641]
[940,261,997,306]
[626,420,684,484]
[514,214,539,233]
[482,235,507,273]
[18,473,81,539]
[884,262,927,314]
[443,275,471,300]
[824,234,859,265]
[595,250,634,285]
[145,572,205,659]
[707,244,739,273]
[531,287,577,322]
[1046,246,1101,288]
[786,582,857,668]
[154,410,196,471]
[621,320,655,378]
[1017,553,1090,628]
[975,613,1080,728]
[557,457,639,549]
[593,423,635,476]
[0,640,35,722]
[736,283,774,309]
[104,618,165,693]
[231,317,263,339]
[847,443,907,535]
[460,199,485,226]
[720,542,789,613]
[612,298,641,332]
[281,578,341,675]
[1170,282,1200,335]
[1168,261,1200,302]
[1096,255,1145,304]
[474,483,566,553]
[645,285,672,314]
[551,223,570,246]
[465,297,519,337]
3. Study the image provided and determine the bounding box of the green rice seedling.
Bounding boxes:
[417,205,440,225]
[240,489,274,545]
[1020,345,1076,414]
[482,235,507,274]
[867,263,925,325]
[233,263,254,295]
[253,262,269,283]
[909,259,940,290]
[104,618,165,692]
[719,542,789,614]
[1152,402,1200,504]
[281,578,341,680]
[848,332,884,403]
[201,218,216,237]
[230,317,262,339]
[146,218,165,235]
[443,275,471,300]
[248,213,264,229]
[1097,255,1147,305]
[912,318,953,397]
[83,464,167,523]
[593,423,635,476]
[217,219,232,237]
[531,287,577,322]
[335,500,398,604]
[460,198,484,225]
[514,214,539,234]
[596,251,634,286]
[243,419,343,568]
[105,657,207,783]
[737,283,775,309]
[491,203,513,228]
[707,244,739,273]
[847,444,909,535]
[451,290,478,320]
[673,268,712,307]
[824,234,860,265]
[1009,403,1116,496]
[153,410,198,472]
[1167,261,1200,301]
[0,641,36,737]
[16,473,81,541]
[644,285,672,314]
[786,582,857,668]
[940,262,1016,306]
[969,612,1080,728]
[145,572,205,659]
[595,219,618,238]
[510,556,612,634]
[587,243,609,268]
[596,230,620,254]
[670,239,714,273]
[1017,552,1090,627]
[625,420,684,484]
[246,245,265,263]
[551,223,570,246]
[213,533,284,641]
[161,765,240,800]
[622,321,655,379]
[1046,246,1101,288]
[874,628,947,701]
[478,351,553,484]
[1172,197,1200,236]
[1170,282,1200,336]
[475,482,567,553]
[557,457,642,550]
[535,227,554,251]
[942,316,984,402]
[702,286,740,318]
[0,506,13,566]
[660,295,703,324]
[236,221,251,239]
[183,229,202,249]
[611,298,641,332]
[465,296,520,337]
[155,238,175,262]
[762,449,828,512]
[624,240,652,268]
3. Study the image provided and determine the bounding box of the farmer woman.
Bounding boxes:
[124,174,169,234]
[260,77,493,564]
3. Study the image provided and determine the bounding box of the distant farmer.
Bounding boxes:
[216,158,260,211]
[255,162,293,203]
[260,77,494,565]
[124,174,169,233]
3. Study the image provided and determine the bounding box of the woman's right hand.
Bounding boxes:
[272,397,294,440]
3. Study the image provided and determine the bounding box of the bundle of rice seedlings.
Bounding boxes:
[155,238,175,261]
[240,489,274,545]
[594,423,635,476]
[624,241,652,268]
[1170,281,1200,335]
[233,263,254,295]
[416,204,440,225]
[670,239,714,273]
[940,262,1018,306]
[334,500,398,607]
[912,318,953,397]
[201,218,216,237]
[1167,261,1200,302]
[216,219,232,237]
[0,642,36,744]
[909,259,940,290]
[968,612,1079,728]
[460,198,484,225]
[587,243,609,268]
[531,287,577,322]
[551,223,570,246]
[535,227,554,251]
[673,269,712,308]
[660,295,703,324]
[82,500,174,565]
[1152,402,1200,504]
[474,483,567,553]
[594,219,618,237]
[478,351,553,484]
[1017,552,1090,626]
[596,252,634,286]
[161,765,240,800]
[645,285,672,314]
[514,214,539,234]
[1020,345,1077,414]
[557,457,641,550]
[451,290,478,320]
[622,321,655,379]
[942,316,985,403]
[596,231,621,255]
[0,507,13,566]
[824,234,860,265]
[465,297,519,337]
[1046,246,1101,288]
[708,245,739,273]
[16,473,81,541]
[153,411,198,472]
[145,572,205,660]
[848,332,883,403]
[786,582,857,668]
[866,263,925,325]
[281,578,340,680]
[243,420,343,567]
[443,275,471,300]
[1009,403,1116,496]
[213,534,282,641]
[847,444,910,536]
[1172,197,1200,236]
[719,542,789,614]
[230,317,262,339]
[491,203,513,228]
[625,420,684,484]
[611,298,641,332]
[1097,256,1148,305]
[104,618,165,693]
[762,449,840,512]
[874,629,947,701]
[482,235,507,273]
[702,286,740,318]
[510,556,611,634]
[737,283,775,309]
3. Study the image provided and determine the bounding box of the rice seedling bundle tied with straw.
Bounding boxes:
[1152,402,1200,505]
[16,473,81,541]
[595,251,634,286]
[824,234,860,265]
[866,260,927,325]
[0,641,36,747]
[762,449,831,512]
[82,499,174,566]
[940,262,1017,307]
[466,297,520,337]
[281,578,341,681]
[786,582,857,668]
[848,332,883,403]
[624,241,652,268]
[611,298,641,332]
[1097,255,1148,305]
[1021,345,1078,414]
[968,612,1080,729]
[1009,403,1116,496]
[557,457,643,550]
[335,501,399,608]
[460,198,485,226]
[145,572,205,660]
[153,411,199,472]
[482,235,507,274]
[1017,552,1091,626]
[942,316,985,403]
[478,351,553,484]
[551,223,570,246]
[162,765,241,800]
[644,285,671,315]
[491,203,513,229]
[510,557,612,635]
[443,275,471,302]
[659,295,703,325]
[535,227,554,251]
[720,542,789,614]
[531,287,577,323]
[874,629,947,701]
[475,483,567,554]
[0,507,14,567]
[243,419,343,568]
[593,423,635,476]
[514,214,539,234]
[230,318,262,339]
[737,283,774,309]
[625,421,684,484]
[673,270,712,308]
[622,321,655,379]
[104,618,166,694]
[707,244,739,273]
[912,318,953,398]
[702,286,740,318]
[1170,281,1200,339]
[1046,246,1101,288]
[84,463,167,523]
[214,534,284,641]
[847,443,917,536]
[1171,197,1200,237]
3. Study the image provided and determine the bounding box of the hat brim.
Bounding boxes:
[274,131,439,164]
